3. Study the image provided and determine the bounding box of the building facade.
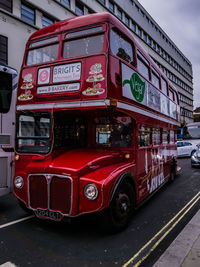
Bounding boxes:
[0,0,193,123]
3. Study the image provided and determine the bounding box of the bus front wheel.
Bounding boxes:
[102,182,135,233]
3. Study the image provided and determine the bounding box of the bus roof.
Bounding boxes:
[29,12,121,41]
[27,12,178,94]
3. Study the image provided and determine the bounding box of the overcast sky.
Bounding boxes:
[138,0,200,109]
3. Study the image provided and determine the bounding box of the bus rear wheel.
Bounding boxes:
[102,182,135,233]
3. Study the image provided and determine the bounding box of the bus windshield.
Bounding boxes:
[16,111,51,154]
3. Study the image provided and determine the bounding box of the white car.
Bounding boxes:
[177,141,198,157]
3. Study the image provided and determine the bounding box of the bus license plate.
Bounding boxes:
[36,209,62,221]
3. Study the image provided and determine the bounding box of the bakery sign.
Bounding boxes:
[37,83,80,94]
[53,62,81,83]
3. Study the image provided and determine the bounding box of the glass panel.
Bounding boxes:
[0,72,12,113]
[137,57,149,79]
[152,72,160,88]
[21,4,35,25]
[66,26,103,39]
[61,0,70,8]
[162,130,169,144]
[161,78,168,95]
[170,130,174,143]
[63,34,104,58]
[75,1,84,16]
[16,112,51,154]
[152,128,160,145]
[95,116,132,148]
[27,44,59,65]
[30,37,58,48]
[110,30,133,64]
[54,113,86,149]
[109,1,114,12]
[138,126,151,147]
[42,16,54,28]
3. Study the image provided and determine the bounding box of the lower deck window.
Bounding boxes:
[138,126,151,147]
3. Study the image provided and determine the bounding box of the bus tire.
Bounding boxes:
[102,181,135,233]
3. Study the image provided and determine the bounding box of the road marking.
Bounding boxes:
[0,215,34,229]
[123,191,200,267]
[0,262,16,267]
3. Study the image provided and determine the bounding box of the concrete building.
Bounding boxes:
[0,0,193,123]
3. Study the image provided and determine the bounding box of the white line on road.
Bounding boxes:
[0,262,16,267]
[0,215,34,229]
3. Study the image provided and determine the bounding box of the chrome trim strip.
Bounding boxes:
[17,99,110,111]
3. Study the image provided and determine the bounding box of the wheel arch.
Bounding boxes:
[110,172,136,204]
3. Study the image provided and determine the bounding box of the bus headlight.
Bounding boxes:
[84,184,98,200]
[14,176,24,189]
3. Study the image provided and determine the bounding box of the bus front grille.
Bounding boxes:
[50,176,72,214]
[29,175,48,209]
[29,174,72,214]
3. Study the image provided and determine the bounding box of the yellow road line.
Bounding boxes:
[123,191,200,267]
[134,195,200,267]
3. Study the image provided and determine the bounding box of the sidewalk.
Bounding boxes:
[154,209,200,267]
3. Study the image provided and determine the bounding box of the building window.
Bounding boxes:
[0,35,8,64]
[75,1,84,16]
[21,3,35,25]
[131,21,136,32]
[125,15,129,26]
[117,8,122,20]
[60,0,70,8]
[143,32,147,42]
[42,15,54,28]
[137,27,142,38]
[98,0,105,5]
[108,1,114,13]
[0,0,12,13]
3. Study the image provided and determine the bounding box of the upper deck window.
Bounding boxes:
[27,43,59,66]
[161,77,168,95]
[63,34,104,59]
[65,26,103,39]
[29,37,58,48]
[151,68,160,89]
[169,88,174,101]
[110,29,134,64]
[137,51,150,80]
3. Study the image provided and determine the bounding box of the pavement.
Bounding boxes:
[154,209,200,267]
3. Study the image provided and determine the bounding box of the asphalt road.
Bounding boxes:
[0,158,200,267]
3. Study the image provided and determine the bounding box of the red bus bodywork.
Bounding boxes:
[14,13,180,231]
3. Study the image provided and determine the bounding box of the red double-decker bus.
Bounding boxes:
[14,13,180,232]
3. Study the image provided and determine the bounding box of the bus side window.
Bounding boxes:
[152,128,161,145]
[138,126,151,147]
[137,51,150,80]
[161,77,168,95]
[170,130,175,144]
[169,87,174,101]
[110,29,134,65]
[162,130,169,144]
[151,68,161,89]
